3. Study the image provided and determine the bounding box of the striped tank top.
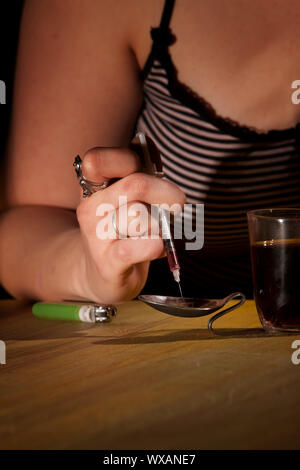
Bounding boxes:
[136,0,300,299]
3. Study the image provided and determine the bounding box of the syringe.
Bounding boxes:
[131,132,183,298]
[160,208,183,297]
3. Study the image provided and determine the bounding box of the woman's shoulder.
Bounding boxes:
[27,0,164,69]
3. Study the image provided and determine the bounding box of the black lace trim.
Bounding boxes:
[141,28,300,143]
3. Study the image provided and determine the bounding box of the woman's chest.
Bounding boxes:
[135,0,300,132]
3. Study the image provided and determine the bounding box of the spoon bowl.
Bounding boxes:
[138,292,246,333]
[138,295,226,317]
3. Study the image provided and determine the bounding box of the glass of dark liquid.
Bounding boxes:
[248,209,300,333]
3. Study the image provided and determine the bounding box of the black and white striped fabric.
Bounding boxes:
[137,0,300,298]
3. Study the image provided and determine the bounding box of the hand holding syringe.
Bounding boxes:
[72,132,185,305]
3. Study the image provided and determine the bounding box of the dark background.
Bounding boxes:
[0,1,24,298]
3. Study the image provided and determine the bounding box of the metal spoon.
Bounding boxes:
[138,292,246,334]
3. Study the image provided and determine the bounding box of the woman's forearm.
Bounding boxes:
[0,205,89,301]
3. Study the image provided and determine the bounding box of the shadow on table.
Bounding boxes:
[2,326,294,343]
[2,313,299,343]
[92,327,300,345]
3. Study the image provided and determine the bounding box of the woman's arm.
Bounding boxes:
[5,0,143,209]
[2,0,142,300]
[0,0,141,301]
[0,0,185,302]
[0,205,86,300]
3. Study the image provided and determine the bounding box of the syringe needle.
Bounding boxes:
[172,267,183,298]
[178,281,183,298]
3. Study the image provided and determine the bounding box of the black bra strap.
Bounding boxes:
[150,0,176,48]
[141,0,176,78]
[159,0,176,32]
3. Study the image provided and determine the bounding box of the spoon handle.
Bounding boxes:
[207,292,246,334]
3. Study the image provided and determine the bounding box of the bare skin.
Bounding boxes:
[1,0,300,302]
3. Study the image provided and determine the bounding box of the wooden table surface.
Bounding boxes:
[0,298,300,450]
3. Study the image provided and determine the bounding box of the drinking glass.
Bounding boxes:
[248,208,300,333]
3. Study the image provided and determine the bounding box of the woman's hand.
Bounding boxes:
[76,146,186,303]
